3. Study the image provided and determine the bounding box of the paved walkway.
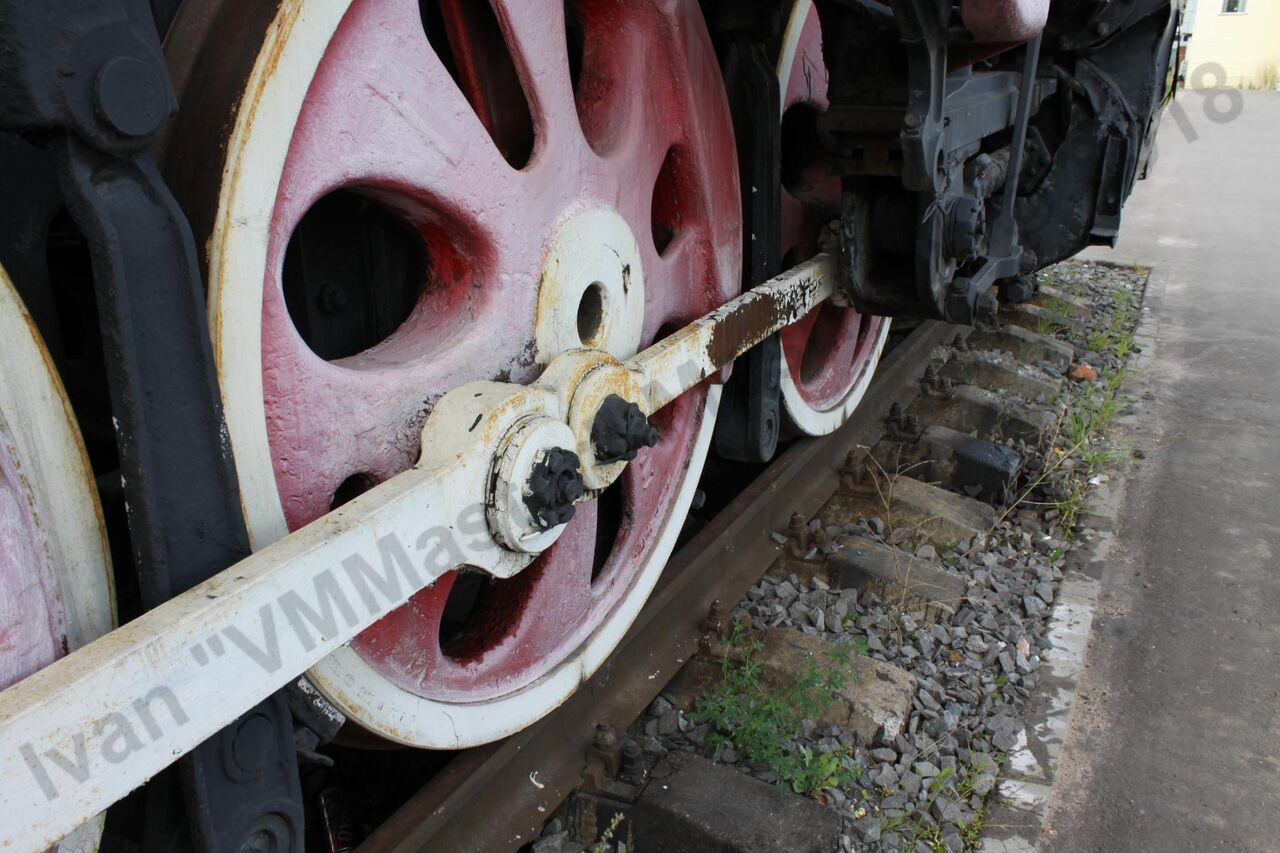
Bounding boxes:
[1045,91,1280,851]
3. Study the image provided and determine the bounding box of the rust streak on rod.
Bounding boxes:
[629,253,836,415]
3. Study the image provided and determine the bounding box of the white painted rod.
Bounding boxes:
[0,464,482,851]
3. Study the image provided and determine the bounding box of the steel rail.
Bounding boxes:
[359,319,960,852]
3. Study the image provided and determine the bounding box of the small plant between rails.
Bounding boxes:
[695,623,866,797]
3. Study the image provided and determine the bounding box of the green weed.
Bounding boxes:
[1085,329,1113,354]
[1081,445,1124,473]
[887,759,1000,851]
[696,625,863,796]
[1036,317,1070,340]
[590,812,624,852]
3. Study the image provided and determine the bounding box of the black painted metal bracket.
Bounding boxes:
[0,1,303,850]
[713,39,783,464]
[945,33,1044,324]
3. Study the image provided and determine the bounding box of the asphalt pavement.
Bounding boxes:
[1043,90,1280,851]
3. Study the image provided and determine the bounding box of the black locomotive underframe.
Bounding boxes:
[814,0,1180,323]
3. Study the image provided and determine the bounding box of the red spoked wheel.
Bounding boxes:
[776,0,889,436]
[165,0,739,746]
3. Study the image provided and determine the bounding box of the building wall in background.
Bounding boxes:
[1184,0,1280,88]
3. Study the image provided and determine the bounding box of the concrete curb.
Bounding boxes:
[982,266,1161,851]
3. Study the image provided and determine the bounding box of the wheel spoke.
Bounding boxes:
[278,0,516,227]
[642,235,708,340]
[496,504,598,655]
[491,0,581,158]
[609,125,683,231]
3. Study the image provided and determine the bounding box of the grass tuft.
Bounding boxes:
[696,624,863,796]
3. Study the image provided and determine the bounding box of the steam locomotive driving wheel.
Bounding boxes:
[163,0,740,747]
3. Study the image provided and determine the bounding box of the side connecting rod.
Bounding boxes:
[632,254,835,413]
[0,253,839,852]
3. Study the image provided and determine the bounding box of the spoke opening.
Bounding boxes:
[781,103,823,199]
[438,560,545,664]
[564,0,637,155]
[282,186,495,370]
[419,0,536,168]
[330,472,379,510]
[591,478,625,585]
[651,146,698,256]
[282,190,428,362]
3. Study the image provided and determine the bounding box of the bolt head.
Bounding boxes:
[594,722,618,748]
[95,56,168,138]
[488,416,579,553]
[525,448,584,530]
[230,713,275,777]
[592,395,659,464]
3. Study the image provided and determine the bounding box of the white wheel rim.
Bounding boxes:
[0,264,114,850]
[0,266,114,662]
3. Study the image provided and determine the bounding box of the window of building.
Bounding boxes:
[1222,0,1247,13]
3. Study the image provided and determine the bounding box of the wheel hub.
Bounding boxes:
[488,416,581,552]
[535,207,647,364]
